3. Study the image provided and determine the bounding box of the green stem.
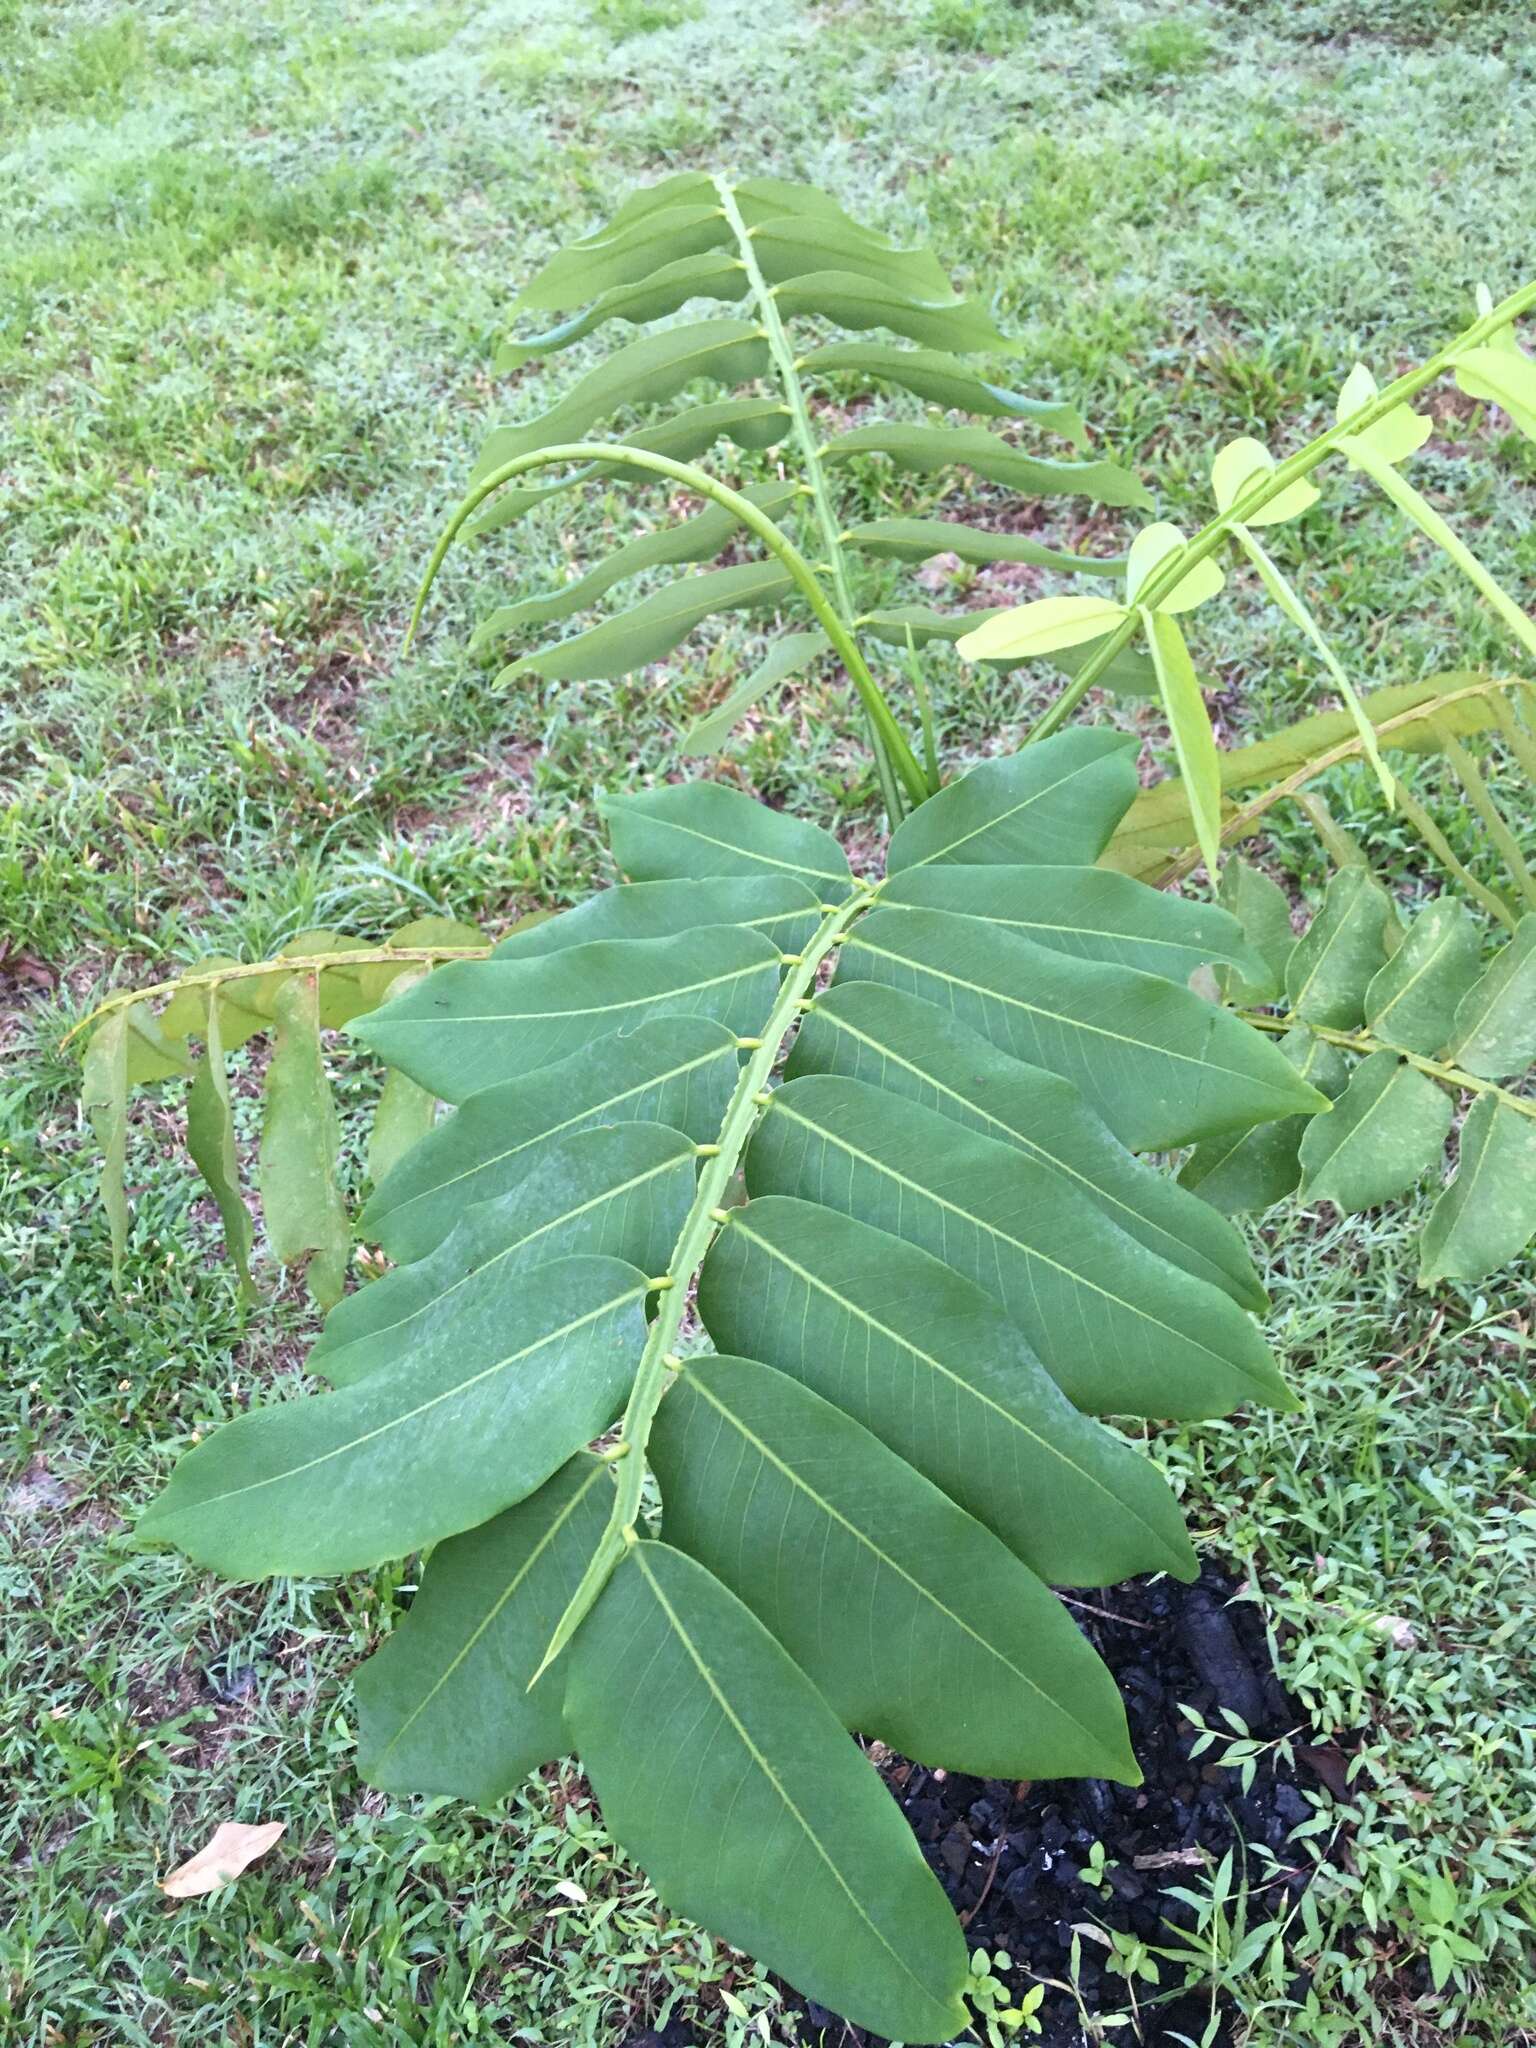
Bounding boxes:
[1026,278,1536,743]
[714,176,909,822]
[531,883,879,1681]
[406,440,929,805]
[1239,1010,1536,1119]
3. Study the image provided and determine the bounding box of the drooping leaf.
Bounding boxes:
[355,1456,610,1802]
[800,343,1085,440]
[186,995,256,1297]
[1143,609,1223,881]
[1179,1030,1351,1215]
[603,780,852,889]
[1418,1094,1536,1286]
[259,973,350,1308]
[1364,899,1483,1056]
[497,250,751,371]
[565,1542,971,2046]
[682,631,830,755]
[1216,859,1295,1006]
[772,272,1014,353]
[136,1254,649,1577]
[748,1075,1291,1419]
[354,925,784,1102]
[1285,868,1394,1029]
[362,1016,740,1262]
[367,1069,438,1191]
[788,981,1263,1309]
[1447,915,1536,1078]
[651,1354,1141,1780]
[879,863,1267,983]
[1298,1052,1454,1212]
[699,1196,1201,1582]
[842,516,1122,576]
[748,216,955,299]
[505,560,794,683]
[1125,523,1225,613]
[885,728,1136,871]
[822,423,1150,507]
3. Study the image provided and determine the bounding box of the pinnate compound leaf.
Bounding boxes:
[788,981,1263,1310]
[135,1254,649,1577]
[1298,1052,1454,1212]
[886,727,1135,870]
[187,995,256,1297]
[1447,915,1536,1078]
[603,780,852,888]
[652,1355,1140,1780]
[822,423,1149,507]
[1418,1094,1536,1286]
[362,1015,740,1262]
[1216,859,1295,1006]
[506,560,794,684]
[1125,523,1225,613]
[801,343,1085,439]
[259,973,350,1308]
[1209,436,1319,525]
[1364,899,1482,1056]
[1143,609,1222,881]
[1285,868,1394,1028]
[699,1195,1201,1583]
[682,631,830,756]
[565,1542,971,2046]
[355,1455,610,1803]
[1180,1030,1351,1216]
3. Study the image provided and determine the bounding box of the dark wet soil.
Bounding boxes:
[624,1561,1341,2048]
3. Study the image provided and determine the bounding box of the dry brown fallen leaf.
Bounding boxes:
[159,1820,287,1898]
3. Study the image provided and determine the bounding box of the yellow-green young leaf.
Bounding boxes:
[1334,363,1432,466]
[186,996,256,1298]
[1142,609,1222,879]
[1454,343,1536,441]
[1180,1030,1350,1215]
[955,595,1128,664]
[1285,868,1394,1028]
[1216,859,1295,1006]
[1419,1094,1536,1287]
[1364,899,1483,1056]
[1298,1052,1454,1212]
[1447,915,1536,1078]
[1209,437,1319,525]
[1125,523,1225,614]
[565,1543,972,2046]
[259,972,350,1308]
[82,1009,130,1284]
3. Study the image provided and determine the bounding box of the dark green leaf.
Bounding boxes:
[603,780,852,890]
[1285,869,1395,1029]
[843,516,1121,576]
[494,876,823,960]
[1364,899,1482,1056]
[1216,859,1294,1006]
[802,343,1083,438]
[1448,915,1536,1078]
[682,632,830,756]
[514,204,732,316]
[821,422,1150,508]
[1298,1052,1453,1211]
[505,560,794,684]
[748,216,954,298]
[1419,1094,1536,1286]
[773,272,1015,353]
[497,251,749,371]
[885,728,1136,871]
[1179,1030,1350,1215]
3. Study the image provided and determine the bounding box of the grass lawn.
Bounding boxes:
[4,0,1536,2041]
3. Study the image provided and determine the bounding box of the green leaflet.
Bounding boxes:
[497,250,750,370]
[504,559,794,684]
[361,1016,740,1262]
[836,907,1326,1151]
[492,875,822,959]
[821,421,1151,508]
[882,607,1158,694]
[186,995,256,1297]
[1419,1094,1536,1286]
[259,972,350,1308]
[356,1456,610,1803]
[747,216,954,298]
[1448,915,1536,1078]
[313,1123,696,1389]
[1285,868,1395,1029]
[603,779,852,889]
[1364,899,1483,1056]
[1455,342,1536,441]
[353,925,783,1103]
[772,271,1013,353]
[788,981,1263,1310]
[748,1075,1290,1420]
[565,1542,971,2046]
[682,631,830,756]
[474,319,771,481]
[1144,609,1222,881]
[1179,1031,1351,1216]
[651,1355,1139,1781]
[136,1255,649,1578]
[1216,859,1295,1006]
[699,1197,1198,1584]
[367,1068,437,1191]
[842,517,1122,577]
[1298,1052,1454,1212]
[885,727,1136,870]
[513,203,732,316]
[801,345,1085,441]
[471,483,799,642]
[879,863,1267,983]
